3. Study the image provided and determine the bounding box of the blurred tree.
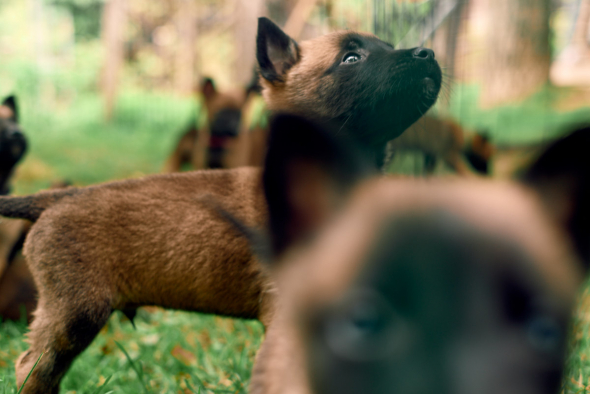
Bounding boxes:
[284,0,319,38]
[234,0,266,86]
[174,0,198,95]
[560,0,590,61]
[266,0,297,26]
[550,0,590,85]
[479,0,552,106]
[101,0,127,120]
[431,0,467,84]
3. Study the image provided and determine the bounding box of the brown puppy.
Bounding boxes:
[0,95,32,322]
[0,181,71,323]
[251,115,590,394]
[0,241,35,322]
[0,18,441,393]
[386,115,495,176]
[163,77,251,172]
[256,17,442,167]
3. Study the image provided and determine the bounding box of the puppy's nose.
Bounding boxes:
[8,127,23,140]
[413,47,434,60]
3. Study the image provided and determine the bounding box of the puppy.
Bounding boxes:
[256,18,441,167]
[163,77,252,172]
[1,182,70,324]
[250,115,589,394]
[386,115,494,176]
[0,95,31,322]
[0,17,441,393]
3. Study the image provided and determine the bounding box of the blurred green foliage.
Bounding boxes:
[50,0,104,40]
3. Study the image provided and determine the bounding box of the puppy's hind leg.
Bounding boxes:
[15,296,112,394]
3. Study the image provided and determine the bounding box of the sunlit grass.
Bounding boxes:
[0,310,264,394]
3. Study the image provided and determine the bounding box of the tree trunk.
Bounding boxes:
[174,0,198,95]
[283,0,319,39]
[234,0,267,86]
[431,0,467,83]
[571,0,590,50]
[550,0,590,86]
[479,0,551,107]
[101,0,127,121]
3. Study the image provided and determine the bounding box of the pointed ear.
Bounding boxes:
[522,125,590,270]
[201,77,216,101]
[2,96,18,122]
[263,114,371,259]
[256,17,300,84]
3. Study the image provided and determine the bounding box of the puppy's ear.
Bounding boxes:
[2,96,18,122]
[256,17,300,84]
[522,126,590,270]
[201,77,216,101]
[263,114,371,258]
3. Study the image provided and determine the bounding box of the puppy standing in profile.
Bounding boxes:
[0,18,441,393]
[251,115,590,394]
[386,115,495,175]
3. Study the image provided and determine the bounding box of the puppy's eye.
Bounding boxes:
[322,289,409,361]
[526,315,563,354]
[342,53,361,64]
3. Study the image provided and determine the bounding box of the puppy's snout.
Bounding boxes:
[8,126,24,141]
[413,47,434,60]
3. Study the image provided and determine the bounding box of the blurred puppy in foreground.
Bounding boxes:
[250,114,590,394]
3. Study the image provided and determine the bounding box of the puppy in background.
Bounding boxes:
[250,114,589,394]
[386,115,495,176]
[164,77,256,172]
[0,95,33,322]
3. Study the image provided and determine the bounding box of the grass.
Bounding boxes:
[0,83,589,393]
[0,310,264,394]
[12,90,198,195]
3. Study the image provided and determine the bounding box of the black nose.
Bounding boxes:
[8,127,23,140]
[413,47,434,60]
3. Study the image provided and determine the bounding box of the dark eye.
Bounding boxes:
[342,53,361,64]
[322,289,409,361]
[526,315,563,354]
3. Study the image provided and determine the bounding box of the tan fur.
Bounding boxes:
[261,31,358,118]
[387,116,485,176]
[11,168,275,393]
[251,177,583,394]
[0,245,36,322]
[0,100,32,322]
[163,86,249,172]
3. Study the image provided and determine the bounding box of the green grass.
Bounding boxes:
[0,310,264,394]
[12,90,198,195]
[444,84,590,146]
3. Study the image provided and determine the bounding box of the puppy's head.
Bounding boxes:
[199,77,245,138]
[256,18,442,151]
[262,115,590,394]
[0,96,27,192]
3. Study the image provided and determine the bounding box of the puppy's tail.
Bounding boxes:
[0,187,80,222]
